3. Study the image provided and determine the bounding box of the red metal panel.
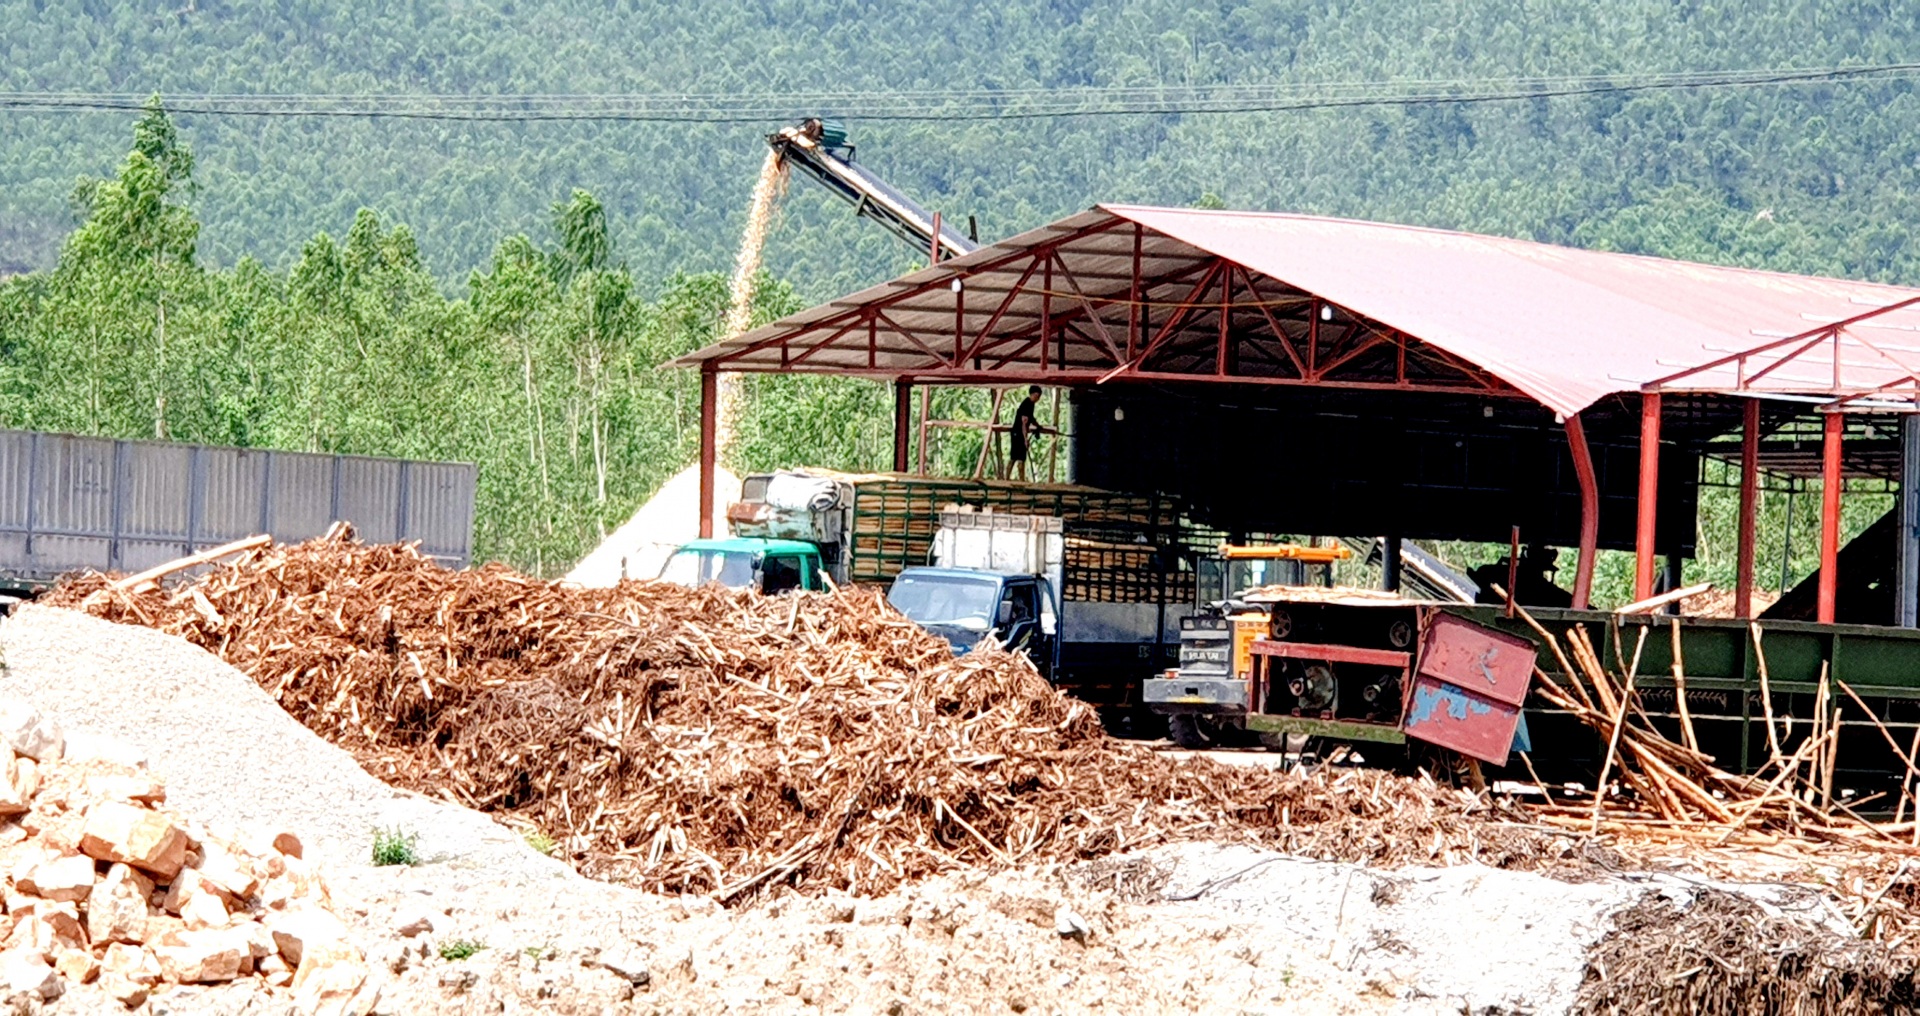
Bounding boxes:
[1404,612,1537,764]
[1404,680,1523,765]
[1416,612,1536,708]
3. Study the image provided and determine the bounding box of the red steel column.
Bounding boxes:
[1635,392,1662,602]
[892,379,912,473]
[1819,410,1843,624]
[1736,399,1760,619]
[698,366,717,539]
[1565,414,1599,610]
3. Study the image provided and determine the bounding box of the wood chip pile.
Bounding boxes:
[1571,891,1920,1015]
[50,535,1567,901]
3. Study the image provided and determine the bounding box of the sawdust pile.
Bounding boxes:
[1572,890,1920,1015]
[50,535,1568,901]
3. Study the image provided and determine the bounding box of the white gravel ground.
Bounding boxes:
[0,605,1860,1016]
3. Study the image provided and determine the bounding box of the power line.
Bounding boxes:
[2,63,1917,123]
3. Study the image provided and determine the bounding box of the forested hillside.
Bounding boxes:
[7,1,1920,296]
[5,1,1920,582]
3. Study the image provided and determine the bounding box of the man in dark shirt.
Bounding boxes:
[1007,385,1055,480]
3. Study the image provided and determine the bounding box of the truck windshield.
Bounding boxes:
[657,549,758,589]
[887,573,1001,630]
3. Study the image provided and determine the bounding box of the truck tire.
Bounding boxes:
[1168,714,1216,750]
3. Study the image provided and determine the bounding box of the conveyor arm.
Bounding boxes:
[770,119,977,262]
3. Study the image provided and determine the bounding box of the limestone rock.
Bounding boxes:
[100,972,148,1009]
[393,911,435,938]
[100,942,160,987]
[267,907,350,969]
[193,840,259,899]
[18,852,97,903]
[291,939,375,1016]
[150,926,247,983]
[79,802,188,880]
[86,864,154,945]
[0,701,62,762]
[52,947,96,985]
[0,947,61,1000]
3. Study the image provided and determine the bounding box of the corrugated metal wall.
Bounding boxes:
[0,429,476,583]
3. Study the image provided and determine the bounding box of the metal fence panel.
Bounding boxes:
[403,462,477,560]
[334,458,401,545]
[265,451,335,542]
[0,428,475,586]
[197,447,269,543]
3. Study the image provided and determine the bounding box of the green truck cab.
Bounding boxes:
[655,537,825,594]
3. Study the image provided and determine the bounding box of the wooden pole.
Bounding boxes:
[698,366,717,539]
[892,379,911,473]
[1635,391,1662,602]
[1819,411,1843,624]
[1737,398,1760,619]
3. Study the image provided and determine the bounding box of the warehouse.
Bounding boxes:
[676,204,1920,626]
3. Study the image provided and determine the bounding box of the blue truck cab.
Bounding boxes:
[886,566,1059,677]
[656,537,825,594]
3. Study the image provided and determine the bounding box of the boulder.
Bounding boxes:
[79,802,188,880]
[17,853,97,903]
[150,926,247,983]
[52,947,96,985]
[0,947,61,1000]
[0,701,62,762]
[291,939,375,1016]
[86,864,154,945]
[193,840,259,899]
[267,907,351,968]
[99,942,160,986]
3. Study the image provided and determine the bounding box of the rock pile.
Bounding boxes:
[0,699,373,1013]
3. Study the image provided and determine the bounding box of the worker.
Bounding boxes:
[1006,385,1056,481]
[1468,544,1574,608]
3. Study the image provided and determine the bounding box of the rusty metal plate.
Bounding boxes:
[1404,676,1523,764]
[1417,612,1537,709]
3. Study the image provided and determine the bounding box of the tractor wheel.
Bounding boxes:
[1168,714,1217,750]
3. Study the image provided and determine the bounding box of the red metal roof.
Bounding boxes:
[675,205,1920,417]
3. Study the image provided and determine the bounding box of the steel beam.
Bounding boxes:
[1566,413,1599,610]
[1738,398,1760,619]
[698,367,717,540]
[1902,414,1920,628]
[1820,411,1843,624]
[1383,534,1403,592]
[1635,392,1662,602]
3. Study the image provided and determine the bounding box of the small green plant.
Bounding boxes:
[522,828,557,856]
[439,939,486,962]
[370,827,420,867]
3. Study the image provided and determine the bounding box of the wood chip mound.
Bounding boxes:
[1572,890,1920,1015]
[49,534,1569,901]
